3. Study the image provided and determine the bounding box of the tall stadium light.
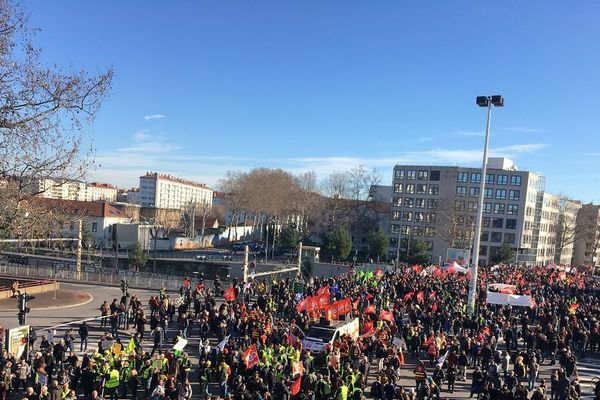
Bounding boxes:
[467,95,504,316]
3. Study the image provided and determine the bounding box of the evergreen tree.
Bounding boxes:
[490,242,514,264]
[323,227,353,262]
[367,228,389,260]
[129,242,148,272]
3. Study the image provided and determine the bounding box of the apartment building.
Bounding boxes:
[139,172,213,210]
[88,182,118,202]
[388,157,575,266]
[572,204,600,266]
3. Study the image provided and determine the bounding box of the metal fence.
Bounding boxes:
[0,263,183,291]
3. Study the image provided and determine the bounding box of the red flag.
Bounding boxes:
[291,361,304,377]
[380,310,394,322]
[430,291,437,299]
[569,303,579,314]
[433,267,443,277]
[242,344,260,368]
[316,286,330,296]
[363,320,374,334]
[365,304,376,314]
[224,287,236,302]
[290,376,302,396]
[413,265,423,274]
[431,303,438,313]
[416,291,425,303]
[481,327,491,337]
[352,298,360,310]
[403,292,414,302]
[375,269,384,278]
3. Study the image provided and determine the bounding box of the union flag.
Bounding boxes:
[224,287,236,302]
[242,344,260,369]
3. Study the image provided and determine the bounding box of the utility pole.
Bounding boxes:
[76,219,82,280]
[153,220,158,274]
[395,227,402,267]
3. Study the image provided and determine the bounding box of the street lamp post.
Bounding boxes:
[467,95,504,316]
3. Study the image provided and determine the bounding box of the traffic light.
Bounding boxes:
[17,293,34,325]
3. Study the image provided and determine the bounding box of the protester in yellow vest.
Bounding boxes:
[104,367,120,400]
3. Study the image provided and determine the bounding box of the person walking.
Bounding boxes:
[78,322,89,352]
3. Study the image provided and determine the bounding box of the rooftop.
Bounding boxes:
[140,172,211,190]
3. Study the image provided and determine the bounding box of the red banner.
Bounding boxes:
[363,320,374,335]
[365,304,376,314]
[242,344,259,369]
[297,293,330,314]
[326,298,352,320]
[224,287,236,302]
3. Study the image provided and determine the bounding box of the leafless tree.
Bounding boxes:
[435,197,474,250]
[553,196,584,263]
[0,0,112,238]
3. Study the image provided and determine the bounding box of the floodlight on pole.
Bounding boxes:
[467,95,504,316]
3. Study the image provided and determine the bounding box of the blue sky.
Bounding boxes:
[27,1,600,202]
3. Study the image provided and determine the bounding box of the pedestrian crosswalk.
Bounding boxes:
[575,358,600,400]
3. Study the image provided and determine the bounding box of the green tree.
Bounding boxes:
[323,227,353,262]
[489,242,514,265]
[367,228,389,260]
[400,238,431,265]
[278,224,301,251]
[129,243,148,272]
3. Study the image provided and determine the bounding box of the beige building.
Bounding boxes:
[572,204,600,266]
[88,182,118,202]
[139,172,213,210]
[388,157,578,266]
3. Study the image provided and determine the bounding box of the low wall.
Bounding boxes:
[0,278,59,299]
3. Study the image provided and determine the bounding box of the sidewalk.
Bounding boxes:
[0,289,92,311]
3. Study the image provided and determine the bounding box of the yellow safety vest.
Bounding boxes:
[105,369,120,388]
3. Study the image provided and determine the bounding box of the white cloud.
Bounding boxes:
[143,114,166,121]
[503,126,544,133]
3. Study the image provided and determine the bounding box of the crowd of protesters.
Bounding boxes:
[0,263,599,400]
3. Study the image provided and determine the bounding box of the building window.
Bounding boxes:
[456,186,467,196]
[506,219,517,229]
[486,173,495,184]
[468,201,478,212]
[395,169,405,179]
[484,188,493,199]
[427,199,438,209]
[508,190,520,201]
[402,226,410,234]
[497,174,508,185]
[510,175,522,186]
[428,185,439,195]
[418,170,429,180]
[392,197,402,207]
[507,204,519,215]
[481,231,489,242]
[413,226,423,236]
[92,222,98,233]
[426,213,437,223]
[504,233,516,243]
[495,189,507,200]
[415,198,426,209]
[404,197,415,208]
[491,232,503,243]
[492,218,504,228]
[479,246,488,256]
[470,173,481,183]
[430,170,441,181]
[392,211,401,220]
[455,200,466,211]
[405,184,415,194]
[406,170,417,180]
[483,217,490,227]
[469,187,480,197]
[457,172,469,183]
[415,212,425,222]
[391,224,400,233]
[417,184,427,195]
[494,203,506,214]
[483,202,492,213]
[403,212,413,221]
[425,227,435,237]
